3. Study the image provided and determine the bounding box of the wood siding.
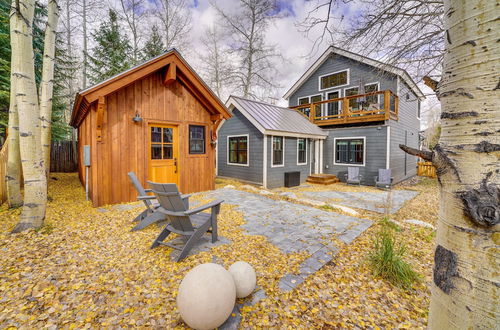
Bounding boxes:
[77,71,216,206]
[217,109,264,184]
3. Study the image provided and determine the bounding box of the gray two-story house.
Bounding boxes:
[217,46,425,188]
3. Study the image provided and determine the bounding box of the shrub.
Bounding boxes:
[368,218,420,289]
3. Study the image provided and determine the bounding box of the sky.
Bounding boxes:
[99,0,436,127]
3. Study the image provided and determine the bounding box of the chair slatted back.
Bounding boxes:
[147,181,194,232]
[128,172,153,208]
[379,169,392,183]
[347,167,359,180]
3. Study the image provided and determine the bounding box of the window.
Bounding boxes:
[320,70,349,90]
[298,97,310,117]
[228,135,248,165]
[345,87,360,110]
[417,100,421,119]
[334,138,365,165]
[297,138,307,164]
[189,125,205,154]
[272,136,284,166]
[151,126,173,160]
[365,83,379,105]
[297,95,322,118]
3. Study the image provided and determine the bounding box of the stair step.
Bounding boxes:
[306,174,340,185]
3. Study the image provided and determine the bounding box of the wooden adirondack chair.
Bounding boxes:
[375,169,393,189]
[345,167,362,185]
[148,181,223,262]
[128,172,190,231]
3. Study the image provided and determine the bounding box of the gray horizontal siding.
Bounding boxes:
[217,109,263,184]
[323,126,388,185]
[266,136,311,189]
[389,79,420,183]
[288,54,397,107]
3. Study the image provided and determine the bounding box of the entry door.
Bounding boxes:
[148,125,179,184]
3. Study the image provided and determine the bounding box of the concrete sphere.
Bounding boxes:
[228,261,257,298]
[177,263,236,330]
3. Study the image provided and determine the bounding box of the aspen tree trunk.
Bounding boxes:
[11,0,47,233]
[5,41,22,207]
[401,0,499,327]
[40,0,59,176]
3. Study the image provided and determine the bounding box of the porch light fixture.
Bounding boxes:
[132,112,142,123]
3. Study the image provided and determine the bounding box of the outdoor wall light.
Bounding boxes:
[132,112,142,122]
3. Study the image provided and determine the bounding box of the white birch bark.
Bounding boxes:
[402,0,499,327]
[40,0,59,177]
[6,31,22,207]
[11,0,47,232]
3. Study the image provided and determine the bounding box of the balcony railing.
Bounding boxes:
[290,90,398,126]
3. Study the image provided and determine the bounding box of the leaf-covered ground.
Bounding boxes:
[0,174,438,329]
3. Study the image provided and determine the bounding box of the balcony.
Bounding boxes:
[290,90,398,126]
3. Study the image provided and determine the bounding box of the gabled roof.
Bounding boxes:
[283,46,425,100]
[70,49,230,128]
[227,96,327,139]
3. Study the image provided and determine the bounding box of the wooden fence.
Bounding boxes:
[417,161,437,178]
[50,141,78,173]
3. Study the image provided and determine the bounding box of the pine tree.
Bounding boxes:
[88,9,132,84]
[141,24,165,61]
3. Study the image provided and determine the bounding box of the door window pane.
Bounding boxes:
[365,83,379,105]
[163,128,173,143]
[163,145,173,159]
[151,127,162,143]
[345,87,360,110]
[151,144,162,159]
[327,91,340,116]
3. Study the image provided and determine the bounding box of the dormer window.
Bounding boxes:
[319,69,349,90]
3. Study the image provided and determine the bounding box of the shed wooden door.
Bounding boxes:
[148,125,179,184]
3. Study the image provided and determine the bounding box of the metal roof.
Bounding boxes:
[228,96,327,139]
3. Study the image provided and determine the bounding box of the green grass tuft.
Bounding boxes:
[368,218,421,289]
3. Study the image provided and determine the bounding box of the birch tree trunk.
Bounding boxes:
[402,0,499,327]
[40,0,59,177]
[6,32,22,207]
[11,0,47,233]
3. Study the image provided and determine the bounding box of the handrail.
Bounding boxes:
[289,89,398,125]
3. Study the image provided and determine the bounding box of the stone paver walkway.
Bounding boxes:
[299,190,418,213]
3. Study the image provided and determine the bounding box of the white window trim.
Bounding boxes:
[333,136,366,167]
[227,134,249,167]
[296,138,307,165]
[318,68,350,92]
[271,135,285,168]
[323,89,342,117]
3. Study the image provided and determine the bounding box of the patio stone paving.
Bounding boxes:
[299,190,419,213]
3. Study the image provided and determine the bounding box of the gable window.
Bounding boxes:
[272,136,284,166]
[297,138,307,165]
[319,69,349,90]
[189,125,205,154]
[334,138,365,166]
[228,135,248,165]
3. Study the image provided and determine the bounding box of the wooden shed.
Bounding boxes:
[70,50,231,206]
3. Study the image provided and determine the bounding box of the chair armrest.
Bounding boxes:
[137,195,156,200]
[156,207,186,217]
[144,189,153,193]
[181,193,192,200]
[185,199,224,215]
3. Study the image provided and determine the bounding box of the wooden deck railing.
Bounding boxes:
[290,90,398,126]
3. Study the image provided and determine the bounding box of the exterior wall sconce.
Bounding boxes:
[132,112,142,123]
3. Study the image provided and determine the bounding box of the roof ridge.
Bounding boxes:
[230,95,295,112]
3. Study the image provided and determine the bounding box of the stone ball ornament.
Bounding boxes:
[228,261,257,298]
[177,263,236,330]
